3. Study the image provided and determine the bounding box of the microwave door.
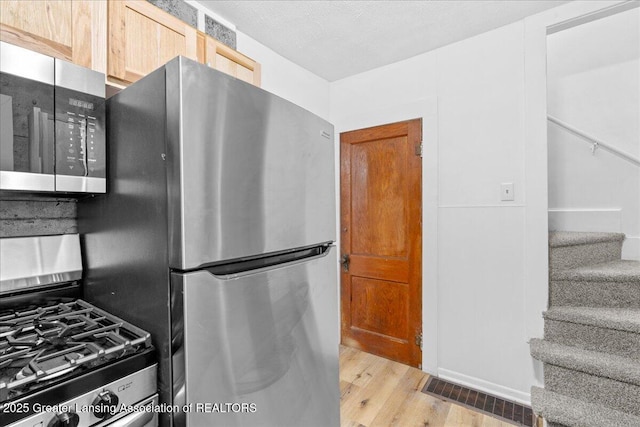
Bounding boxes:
[0,42,55,191]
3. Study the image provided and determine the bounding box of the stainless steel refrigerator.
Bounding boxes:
[78,57,339,427]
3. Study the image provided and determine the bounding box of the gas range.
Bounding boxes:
[0,235,158,427]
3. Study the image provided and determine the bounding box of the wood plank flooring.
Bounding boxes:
[339,345,516,427]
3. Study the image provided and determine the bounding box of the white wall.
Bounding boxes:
[331,0,631,405]
[547,7,640,260]
[236,32,331,120]
[435,22,535,402]
[331,21,535,404]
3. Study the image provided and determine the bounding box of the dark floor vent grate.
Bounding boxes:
[421,377,536,426]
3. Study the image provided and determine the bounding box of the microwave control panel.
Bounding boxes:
[55,87,105,179]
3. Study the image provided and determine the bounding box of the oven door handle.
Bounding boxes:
[106,395,158,427]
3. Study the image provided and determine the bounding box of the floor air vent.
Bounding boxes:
[421,377,537,426]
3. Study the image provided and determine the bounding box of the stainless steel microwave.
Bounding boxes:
[0,42,106,193]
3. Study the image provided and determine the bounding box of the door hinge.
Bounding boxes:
[415,143,423,157]
[415,332,423,348]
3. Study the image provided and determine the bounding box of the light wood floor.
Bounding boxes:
[339,345,515,427]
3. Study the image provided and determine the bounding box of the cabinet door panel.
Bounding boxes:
[0,1,105,75]
[214,54,237,77]
[236,64,256,85]
[159,26,187,66]
[0,1,73,59]
[0,1,72,46]
[108,0,196,85]
[202,34,261,87]
[71,0,92,68]
[124,7,159,80]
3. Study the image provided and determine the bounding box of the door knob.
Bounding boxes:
[341,254,350,272]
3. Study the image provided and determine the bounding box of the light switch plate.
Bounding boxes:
[501,183,514,201]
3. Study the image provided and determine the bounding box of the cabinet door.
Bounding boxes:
[0,0,104,71]
[198,32,261,87]
[108,0,197,85]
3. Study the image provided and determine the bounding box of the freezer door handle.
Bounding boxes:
[341,253,350,272]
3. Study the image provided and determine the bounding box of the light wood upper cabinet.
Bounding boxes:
[1,0,260,89]
[108,0,197,85]
[197,32,261,87]
[0,0,106,71]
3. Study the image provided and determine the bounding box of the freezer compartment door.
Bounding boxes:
[171,246,339,427]
[166,58,336,269]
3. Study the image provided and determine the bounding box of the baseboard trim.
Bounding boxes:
[548,208,622,233]
[438,368,531,406]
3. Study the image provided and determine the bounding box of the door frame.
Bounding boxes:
[339,118,423,367]
[333,97,439,374]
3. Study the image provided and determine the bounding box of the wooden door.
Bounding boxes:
[108,0,197,85]
[340,119,422,368]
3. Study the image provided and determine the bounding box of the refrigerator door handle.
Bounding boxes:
[199,244,333,278]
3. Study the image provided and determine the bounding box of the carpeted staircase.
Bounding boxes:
[530,231,640,427]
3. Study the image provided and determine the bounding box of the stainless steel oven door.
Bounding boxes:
[6,394,159,427]
[171,246,339,427]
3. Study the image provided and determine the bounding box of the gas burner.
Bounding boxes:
[0,300,151,403]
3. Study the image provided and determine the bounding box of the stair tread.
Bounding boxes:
[544,306,640,333]
[530,338,640,386]
[531,386,640,427]
[549,231,625,248]
[552,260,640,282]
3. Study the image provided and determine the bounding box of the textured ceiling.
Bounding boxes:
[196,0,570,81]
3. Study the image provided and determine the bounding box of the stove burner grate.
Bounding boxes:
[0,300,151,402]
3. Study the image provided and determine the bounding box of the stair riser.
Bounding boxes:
[551,280,640,308]
[550,241,622,271]
[531,386,640,427]
[544,320,640,360]
[544,364,640,416]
